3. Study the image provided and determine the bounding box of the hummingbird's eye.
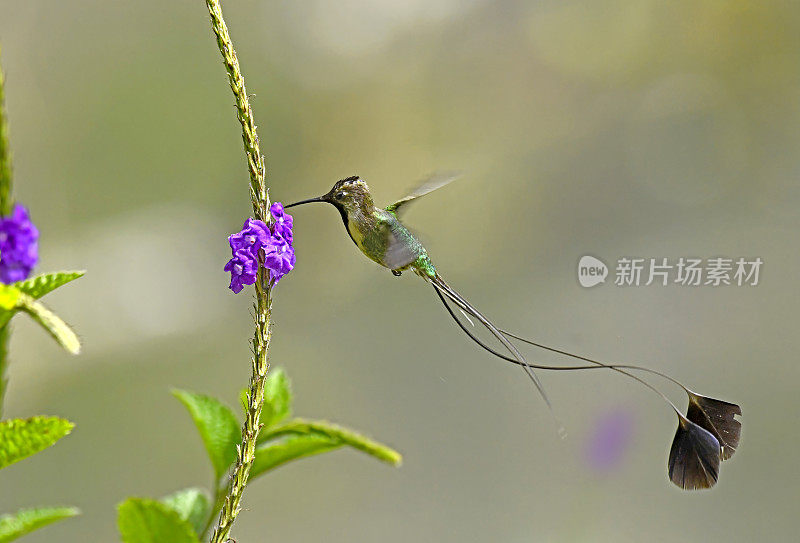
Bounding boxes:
[335,191,346,200]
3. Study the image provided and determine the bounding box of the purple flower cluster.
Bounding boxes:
[585,408,635,473]
[224,202,295,293]
[0,204,38,284]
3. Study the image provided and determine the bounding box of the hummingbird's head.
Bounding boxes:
[325,176,373,210]
[285,175,374,214]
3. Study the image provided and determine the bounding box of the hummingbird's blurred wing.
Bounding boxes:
[381,219,423,270]
[385,172,461,216]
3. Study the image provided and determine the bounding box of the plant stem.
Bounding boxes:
[0,324,9,419]
[204,2,273,542]
[0,46,12,216]
[0,48,13,418]
[205,0,268,222]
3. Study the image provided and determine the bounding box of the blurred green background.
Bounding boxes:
[1,1,798,541]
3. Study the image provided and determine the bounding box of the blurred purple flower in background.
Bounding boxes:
[225,203,295,292]
[0,203,38,284]
[585,407,635,472]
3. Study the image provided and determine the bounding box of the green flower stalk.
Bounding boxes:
[0,46,12,416]
[204,1,274,541]
[0,46,82,542]
[0,324,8,419]
[0,46,12,217]
[205,0,268,222]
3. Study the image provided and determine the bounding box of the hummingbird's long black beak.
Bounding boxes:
[284,195,328,208]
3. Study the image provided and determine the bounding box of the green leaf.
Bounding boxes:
[160,488,209,537]
[172,390,239,479]
[258,418,402,465]
[117,499,200,543]
[17,294,80,354]
[13,271,85,299]
[250,434,342,479]
[0,507,79,543]
[0,273,84,335]
[250,418,402,479]
[0,417,74,470]
[261,367,292,428]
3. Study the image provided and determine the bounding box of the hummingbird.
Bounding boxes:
[286,175,742,490]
